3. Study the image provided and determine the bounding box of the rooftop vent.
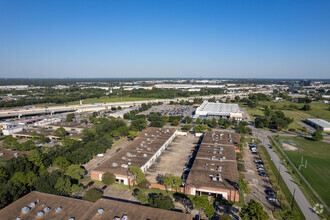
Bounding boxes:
[113,217,120,220]
[98,208,104,214]
[126,152,132,157]
[121,164,128,168]
[29,202,36,208]
[147,147,151,151]
[55,206,62,213]
[128,162,131,165]
[122,214,128,220]
[22,206,31,213]
[37,211,44,216]
[68,218,75,220]
[212,177,217,181]
[112,163,117,167]
[143,154,147,157]
[122,156,126,160]
[43,207,50,212]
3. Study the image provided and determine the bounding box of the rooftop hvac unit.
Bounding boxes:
[98,208,104,214]
[218,177,222,182]
[209,175,213,177]
[43,207,50,212]
[113,217,120,220]
[28,202,36,208]
[126,152,132,157]
[121,164,128,168]
[16,218,21,220]
[147,138,150,141]
[112,163,117,167]
[140,143,143,146]
[147,147,151,151]
[68,218,75,220]
[55,206,62,213]
[212,177,217,181]
[37,211,44,216]
[145,133,148,136]
[219,158,223,162]
[143,154,147,157]
[222,156,226,160]
[219,151,222,154]
[128,162,131,165]
[211,163,215,166]
[122,156,126,160]
[122,214,128,220]
[22,206,31,213]
[210,168,214,171]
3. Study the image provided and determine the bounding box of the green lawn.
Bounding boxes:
[274,136,330,206]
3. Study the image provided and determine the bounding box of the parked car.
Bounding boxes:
[259,172,268,177]
[257,164,264,168]
[266,196,278,202]
[258,167,266,171]
[265,189,276,196]
[254,159,263,164]
[101,185,107,190]
[183,168,191,172]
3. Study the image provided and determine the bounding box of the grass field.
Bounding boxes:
[274,136,330,207]
[243,101,330,130]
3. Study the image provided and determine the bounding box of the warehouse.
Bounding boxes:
[185,131,240,201]
[305,118,330,132]
[194,101,243,121]
[0,191,191,220]
[91,127,177,185]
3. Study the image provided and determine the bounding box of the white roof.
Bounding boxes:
[306,118,330,128]
[196,101,241,116]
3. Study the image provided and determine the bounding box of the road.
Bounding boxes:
[242,108,319,220]
[251,128,319,220]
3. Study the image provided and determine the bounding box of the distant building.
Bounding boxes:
[194,101,243,121]
[305,118,330,132]
[44,122,92,133]
[0,85,29,90]
[0,191,191,220]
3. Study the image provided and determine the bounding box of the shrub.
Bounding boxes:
[83,188,102,202]
[102,172,116,186]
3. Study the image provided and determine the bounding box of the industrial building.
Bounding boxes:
[0,191,191,220]
[194,101,243,121]
[185,131,240,201]
[91,127,177,185]
[44,121,92,133]
[305,118,330,132]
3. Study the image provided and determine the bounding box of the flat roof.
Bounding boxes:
[14,129,82,139]
[306,118,330,128]
[186,131,239,191]
[0,191,191,220]
[47,122,93,129]
[93,127,176,175]
[196,101,241,116]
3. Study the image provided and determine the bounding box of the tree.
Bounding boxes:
[53,127,68,138]
[129,167,146,186]
[53,156,71,170]
[301,104,311,111]
[184,116,192,124]
[192,196,214,219]
[65,165,85,180]
[239,178,251,194]
[149,193,175,210]
[312,130,323,141]
[173,192,192,213]
[20,140,37,151]
[25,171,37,191]
[83,188,102,202]
[161,173,174,191]
[27,149,44,167]
[235,96,240,102]
[211,118,217,128]
[130,119,147,131]
[240,199,269,220]
[301,127,307,133]
[173,176,183,192]
[55,177,71,195]
[194,125,207,133]
[2,136,20,149]
[134,188,149,204]
[127,131,138,140]
[66,113,75,122]
[102,172,116,186]
[172,120,180,126]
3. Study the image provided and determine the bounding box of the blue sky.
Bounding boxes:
[0,0,329,78]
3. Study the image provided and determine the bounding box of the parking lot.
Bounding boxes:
[140,105,195,116]
[145,133,199,183]
[243,143,276,216]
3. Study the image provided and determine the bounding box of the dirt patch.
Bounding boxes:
[282,143,299,151]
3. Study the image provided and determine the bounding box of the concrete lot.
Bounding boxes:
[243,143,275,216]
[103,186,139,203]
[145,133,199,183]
